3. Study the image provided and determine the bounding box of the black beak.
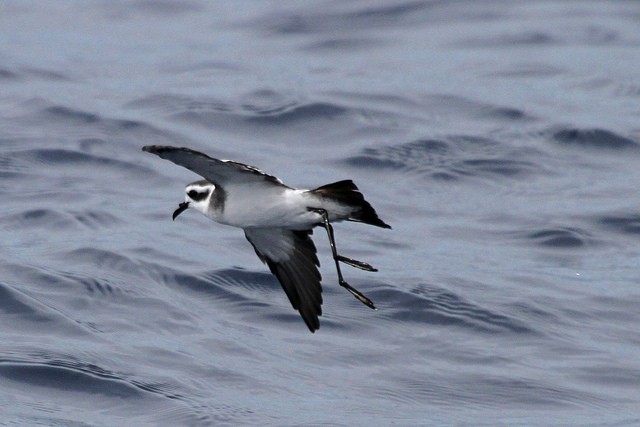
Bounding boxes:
[172,202,189,221]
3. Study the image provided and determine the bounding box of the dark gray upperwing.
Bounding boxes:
[142,145,288,188]
[244,227,323,332]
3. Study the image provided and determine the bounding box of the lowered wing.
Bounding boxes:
[244,227,323,332]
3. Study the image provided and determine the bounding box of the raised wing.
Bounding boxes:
[244,227,323,332]
[142,145,287,188]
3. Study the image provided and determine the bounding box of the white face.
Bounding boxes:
[185,181,215,214]
[172,180,216,220]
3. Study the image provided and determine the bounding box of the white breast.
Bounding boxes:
[210,187,320,229]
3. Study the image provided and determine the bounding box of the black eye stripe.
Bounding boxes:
[188,189,209,201]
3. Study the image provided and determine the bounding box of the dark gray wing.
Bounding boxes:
[244,227,322,332]
[142,145,288,188]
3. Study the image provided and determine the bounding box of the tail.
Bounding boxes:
[312,180,391,229]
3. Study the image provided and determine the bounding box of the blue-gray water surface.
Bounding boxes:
[2,1,640,425]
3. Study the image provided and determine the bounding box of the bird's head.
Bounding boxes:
[173,180,216,220]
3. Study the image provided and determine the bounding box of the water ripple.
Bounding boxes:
[127,92,352,128]
[371,371,606,409]
[552,128,638,150]
[261,1,432,35]
[5,209,76,229]
[11,148,151,180]
[0,66,70,82]
[0,353,184,402]
[597,213,640,236]
[345,137,542,182]
[64,248,146,276]
[372,284,535,335]
[525,227,595,249]
[0,362,143,398]
[0,282,52,322]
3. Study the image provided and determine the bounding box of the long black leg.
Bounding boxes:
[308,208,377,310]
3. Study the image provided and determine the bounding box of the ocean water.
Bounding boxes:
[2,1,640,425]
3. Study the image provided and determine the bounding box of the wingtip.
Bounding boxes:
[372,218,392,229]
[303,314,321,333]
[374,219,392,229]
[142,145,207,159]
[142,145,169,154]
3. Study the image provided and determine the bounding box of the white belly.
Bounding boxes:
[213,187,324,229]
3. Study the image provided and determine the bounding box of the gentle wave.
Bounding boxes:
[552,128,639,150]
[597,213,640,235]
[345,137,541,182]
[525,227,596,249]
[371,284,535,335]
